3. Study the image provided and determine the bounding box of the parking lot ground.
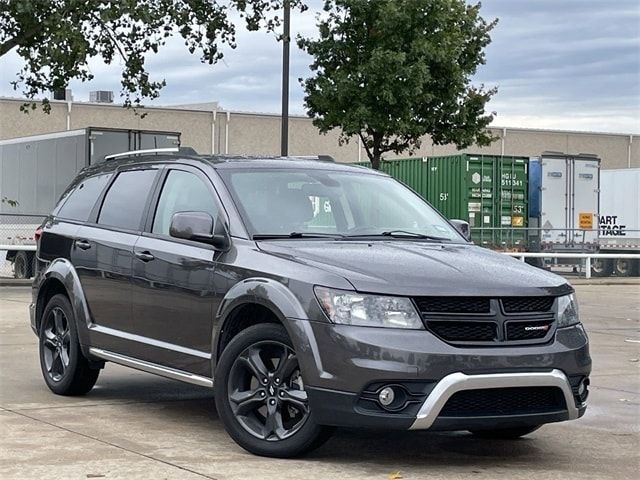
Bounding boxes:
[1,283,638,480]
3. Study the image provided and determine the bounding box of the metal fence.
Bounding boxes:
[469,226,640,253]
[0,213,45,278]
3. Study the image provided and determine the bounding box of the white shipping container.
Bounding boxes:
[598,168,640,250]
[535,153,600,250]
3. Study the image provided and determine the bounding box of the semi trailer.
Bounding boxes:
[0,127,181,277]
[591,168,640,277]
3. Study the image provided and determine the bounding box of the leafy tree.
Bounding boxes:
[298,0,498,169]
[0,0,303,112]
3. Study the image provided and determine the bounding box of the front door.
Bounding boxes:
[130,167,222,376]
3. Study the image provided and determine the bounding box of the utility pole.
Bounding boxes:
[280,0,290,156]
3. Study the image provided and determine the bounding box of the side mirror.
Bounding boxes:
[450,219,471,241]
[169,211,229,249]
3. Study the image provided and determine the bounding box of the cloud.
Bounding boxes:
[0,0,638,133]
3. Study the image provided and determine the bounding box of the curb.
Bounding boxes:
[0,279,32,287]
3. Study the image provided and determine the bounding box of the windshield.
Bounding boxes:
[219,168,464,242]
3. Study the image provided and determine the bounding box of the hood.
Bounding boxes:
[257,240,571,297]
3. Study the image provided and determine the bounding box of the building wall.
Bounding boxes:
[1,97,637,169]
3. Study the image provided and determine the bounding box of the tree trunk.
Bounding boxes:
[370,153,382,170]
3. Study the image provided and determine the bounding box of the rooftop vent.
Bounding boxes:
[52,89,73,101]
[90,90,114,103]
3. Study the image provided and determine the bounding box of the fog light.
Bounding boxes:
[378,387,395,406]
[578,381,586,396]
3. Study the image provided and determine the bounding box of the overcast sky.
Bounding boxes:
[1,0,638,133]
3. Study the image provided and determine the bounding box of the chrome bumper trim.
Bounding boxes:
[410,369,579,430]
[89,347,213,388]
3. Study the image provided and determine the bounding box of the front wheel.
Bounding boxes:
[214,324,333,457]
[469,425,541,439]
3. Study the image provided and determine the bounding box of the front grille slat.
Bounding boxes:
[429,321,496,342]
[416,296,557,345]
[506,316,555,340]
[502,296,555,313]
[415,297,490,314]
[439,387,567,417]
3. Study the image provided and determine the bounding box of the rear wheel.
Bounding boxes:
[39,294,100,395]
[214,323,333,457]
[590,258,613,277]
[13,251,32,279]
[469,425,541,439]
[613,258,638,277]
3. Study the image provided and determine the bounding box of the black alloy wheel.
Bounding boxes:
[42,306,71,382]
[228,341,309,441]
[214,324,333,457]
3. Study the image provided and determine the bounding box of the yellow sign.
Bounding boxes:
[579,212,593,229]
[511,216,524,227]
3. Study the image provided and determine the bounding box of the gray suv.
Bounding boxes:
[31,150,591,457]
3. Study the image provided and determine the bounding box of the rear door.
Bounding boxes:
[570,157,600,246]
[540,156,569,246]
[129,166,221,375]
[73,167,160,350]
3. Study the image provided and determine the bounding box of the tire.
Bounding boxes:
[13,251,32,279]
[31,253,38,278]
[469,425,541,439]
[590,258,613,277]
[38,294,100,395]
[613,258,638,277]
[214,323,333,457]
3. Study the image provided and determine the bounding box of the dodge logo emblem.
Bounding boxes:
[524,325,550,331]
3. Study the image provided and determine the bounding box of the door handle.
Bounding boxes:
[135,251,155,262]
[75,239,91,250]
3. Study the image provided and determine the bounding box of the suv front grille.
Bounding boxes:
[439,387,567,417]
[416,296,557,346]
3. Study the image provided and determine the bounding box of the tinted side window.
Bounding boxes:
[56,173,112,221]
[152,170,219,235]
[98,170,157,230]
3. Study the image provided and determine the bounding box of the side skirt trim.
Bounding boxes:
[89,347,213,388]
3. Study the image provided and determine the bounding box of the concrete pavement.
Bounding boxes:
[0,284,638,479]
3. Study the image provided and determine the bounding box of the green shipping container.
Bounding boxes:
[353,154,529,249]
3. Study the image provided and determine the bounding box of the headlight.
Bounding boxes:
[314,286,424,329]
[557,293,580,327]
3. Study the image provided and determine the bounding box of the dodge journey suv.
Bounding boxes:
[31,149,591,457]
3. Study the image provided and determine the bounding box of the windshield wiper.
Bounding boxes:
[381,230,449,240]
[345,230,450,241]
[253,232,345,240]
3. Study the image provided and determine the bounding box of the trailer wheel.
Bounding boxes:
[613,258,638,277]
[590,258,613,277]
[13,251,33,279]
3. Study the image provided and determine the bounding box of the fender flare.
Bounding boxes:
[211,277,309,366]
[36,258,93,356]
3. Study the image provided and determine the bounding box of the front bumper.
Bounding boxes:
[288,319,591,430]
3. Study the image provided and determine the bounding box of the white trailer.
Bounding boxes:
[0,127,180,277]
[592,168,640,277]
[528,152,600,252]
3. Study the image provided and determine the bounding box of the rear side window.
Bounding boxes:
[98,169,157,231]
[56,173,112,221]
